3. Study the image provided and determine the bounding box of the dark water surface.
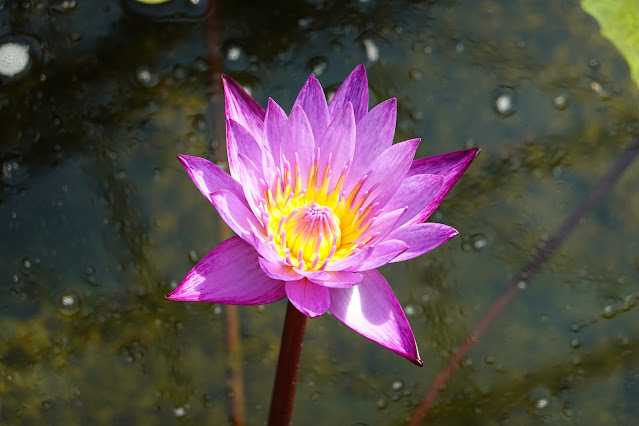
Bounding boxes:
[1,0,638,424]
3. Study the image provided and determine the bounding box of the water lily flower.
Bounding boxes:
[167,65,478,365]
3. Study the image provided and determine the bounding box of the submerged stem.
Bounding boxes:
[268,301,308,426]
[408,135,639,425]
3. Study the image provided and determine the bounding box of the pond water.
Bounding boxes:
[1,0,639,424]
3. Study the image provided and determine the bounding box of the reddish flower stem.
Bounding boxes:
[408,135,639,426]
[268,301,308,426]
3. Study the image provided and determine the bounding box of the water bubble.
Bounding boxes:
[391,380,404,391]
[536,398,549,409]
[58,290,80,316]
[362,39,379,62]
[51,0,78,12]
[408,69,423,81]
[601,304,616,319]
[552,90,570,111]
[0,42,30,78]
[570,338,580,348]
[471,234,487,250]
[484,355,495,365]
[308,56,327,76]
[455,42,465,53]
[173,406,186,418]
[227,46,242,62]
[188,250,199,264]
[19,257,34,275]
[493,87,518,118]
[375,397,387,410]
[516,280,528,290]
[136,66,159,88]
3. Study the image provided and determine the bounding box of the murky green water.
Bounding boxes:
[1,0,638,424]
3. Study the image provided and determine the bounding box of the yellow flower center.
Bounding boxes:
[261,154,379,270]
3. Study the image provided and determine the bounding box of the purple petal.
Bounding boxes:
[349,98,397,181]
[209,189,263,244]
[252,234,287,264]
[166,236,285,305]
[324,245,374,272]
[259,257,301,281]
[407,148,479,223]
[388,223,459,263]
[328,65,368,122]
[264,98,288,176]
[234,153,267,222]
[354,207,407,246]
[329,269,421,365]
[384,174,444,227]
[294,74,330,143]
[356,240,409,271]
[281,105,315,182]
[294,269,363,288]
[177,155,248,208]
[222,75,265,143]
[226,118,264,181]
[350,138,420,208]
[286,279,330,318]
[318,102,356,189]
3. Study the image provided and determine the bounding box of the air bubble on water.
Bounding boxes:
[363,39,379,62]
[516,279,528,290]
[536,398,549,409]
[227,46,241,62]
[308,56,327,76]
[19,257,34,275]
[173,406,186,418]
[375,397,387,410]
[552,91,570,111]
[51,0,78,12]
[471,234,487,250]
[0,42,30,77]
[391,380,404,391]
[493,87,518,118]
[408,69,423,81]
[136,66,159,88]
[601,304,616,319]
[58,290,80,316]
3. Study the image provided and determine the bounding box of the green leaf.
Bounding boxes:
[581,0,639,89]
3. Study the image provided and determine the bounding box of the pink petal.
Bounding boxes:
[234,153,267,222]
[354,207,407,246]
[259,257,301,281]
[286,279,330,318]
[328,64,368,122]
[222,75,265,144]
[384,174,444,227]
[407,148,479,223]
[226,118,264,181]
[352,138,420,208]
[209,189,263,244]
[166,236,285,305]
[324,245,374,272]
[263,98,288,179]
[349,98,397,181]
[388,223,459,263]
[177,155,248,208]
[356,240,409,271]
[329,269,422,365]
[318,102,356,189]
[281,105,315,183]
[293,74,330,143]
[294,269,363,288]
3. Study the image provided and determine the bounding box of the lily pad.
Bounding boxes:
[582,0,639,90]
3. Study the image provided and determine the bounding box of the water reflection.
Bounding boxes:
[0,0,638,424]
